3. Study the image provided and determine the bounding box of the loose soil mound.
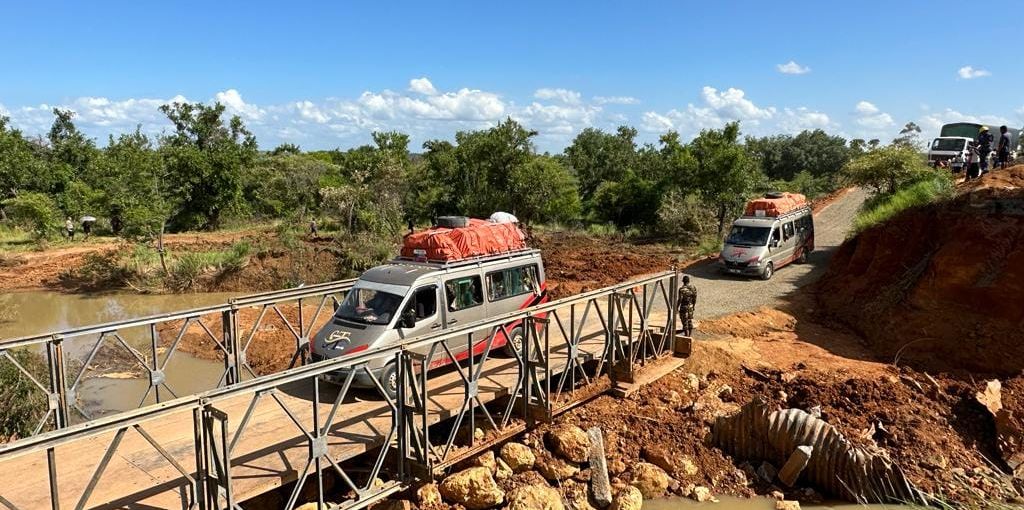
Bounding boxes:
[817,165,1024,376]
[533,232,684,300]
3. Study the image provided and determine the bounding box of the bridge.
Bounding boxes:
[0,271,684,510]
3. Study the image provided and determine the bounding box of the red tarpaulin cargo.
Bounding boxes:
[744,193,807,217]
[400,219,526,262]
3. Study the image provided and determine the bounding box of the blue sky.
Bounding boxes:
[2,0,1022,152]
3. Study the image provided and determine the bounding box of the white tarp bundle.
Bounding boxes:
[488,212,518,224]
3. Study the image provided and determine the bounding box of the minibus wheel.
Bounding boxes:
[761,262,774,281]
[503,326,525,358]
[798,249,808,264]
[379,363,398,400]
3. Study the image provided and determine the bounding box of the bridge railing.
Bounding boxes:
[0,270,681,510]
[0,278,357,435]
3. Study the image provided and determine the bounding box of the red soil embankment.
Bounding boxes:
[817,166,1024,376]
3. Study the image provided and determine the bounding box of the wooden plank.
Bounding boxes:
[0,303,672,509]
[609,355,687,399]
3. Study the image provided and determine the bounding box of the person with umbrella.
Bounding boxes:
[80,215,96,240]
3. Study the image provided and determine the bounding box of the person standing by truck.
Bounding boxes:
[977,126,995,174]
[998,125,1012,170]
[678,275,697,337]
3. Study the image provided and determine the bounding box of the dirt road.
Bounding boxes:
[688,188,868,320]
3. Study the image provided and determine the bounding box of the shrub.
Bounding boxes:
[334,232,397,278]
[842,145,930,195]
[656,191,717,244]
[2,192,61,240]
[0,348,48,440]
[853,173,954,234]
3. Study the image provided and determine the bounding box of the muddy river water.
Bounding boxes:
[1,290,235,417]
[645,497,894,509]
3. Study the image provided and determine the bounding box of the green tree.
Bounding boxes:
[321,131,409,235]
[745,129,851,181]
[158,102,258,230]
[590,171,661,228]
[48,108,97,177]
[689,122,760,233]
[243,154,335,219]
[893,121,923,150]
[2,192,62,239]
[564,126,637,201]
[270,143,301,156]
[0,117,48,203]
[86,129,167,237]
[841,144,930,194]
[507,155,581,223]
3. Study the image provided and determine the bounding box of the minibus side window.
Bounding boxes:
[487,265,539,301]
[783,222,794,241]
[411,286,437,320]
[445,276,483,311]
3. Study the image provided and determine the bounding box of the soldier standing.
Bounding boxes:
[678,275,697,337]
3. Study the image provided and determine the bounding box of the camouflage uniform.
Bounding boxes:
[678,283,697,336]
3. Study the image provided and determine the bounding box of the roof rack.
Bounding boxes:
[391,248,541,269]
[739,204,812,220]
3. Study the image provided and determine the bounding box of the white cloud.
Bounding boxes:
[214,89,265,121]
[292,100,330,124]
[853,100,894,130]
[778,107,832,133]
[408,77,438,96]
[641,111,674,132]
[957,66,991,79]
[641,86,775,135]
[594,95,639,105]
[776,60,811,75]
[533,88,582,105]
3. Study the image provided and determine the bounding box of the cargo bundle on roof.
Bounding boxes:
[400,216,527,262]
[744,192,808,217]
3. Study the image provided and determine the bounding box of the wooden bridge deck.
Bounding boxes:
[0,304,671,510]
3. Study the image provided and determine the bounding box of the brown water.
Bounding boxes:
[1,291,235,417]
[645,496,903,509]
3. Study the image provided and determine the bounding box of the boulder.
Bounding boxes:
[439,467,504,510]
[641,446,676,474]
[691,486,716,503]
[776,501,801,510]
[495,457,514,480]
[500,442,537,472]
[609,485,643,510]
[679,457,699,477]
[470,451,497,474]
[630,462,669,498]
[507,484,564,510]
[417,483,443,508]
[537,452,580,481]
[685,373,701,392]
[607,458,626,476]
[548,425,592,463]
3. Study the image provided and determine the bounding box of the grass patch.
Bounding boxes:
[696,235,723,257]
[852,174,954,234]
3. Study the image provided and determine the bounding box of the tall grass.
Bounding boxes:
[852,174,954,234]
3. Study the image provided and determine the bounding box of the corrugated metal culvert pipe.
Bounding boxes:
[711,397,928,505]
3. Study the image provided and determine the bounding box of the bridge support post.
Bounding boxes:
[194,403,231,510]
[398,349,431,479]
[48,336,70,429]
[222,309,241,386]
[522,315,551,425]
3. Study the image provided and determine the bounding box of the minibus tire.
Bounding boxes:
[798,249,808,264]
[761,262,774,281]
[380,363,398,400]
[503,326,525,358]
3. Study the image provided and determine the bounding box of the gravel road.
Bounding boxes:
[687,188,868,320]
